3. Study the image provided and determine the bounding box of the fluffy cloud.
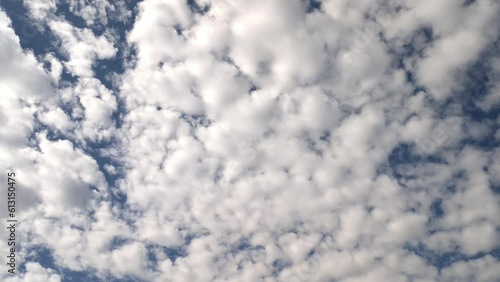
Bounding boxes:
[49,20,117,77]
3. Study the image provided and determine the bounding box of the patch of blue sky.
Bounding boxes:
[22,245,102,282]
[147,244,187,267]
[407,243,500,270]
[1,0,53,55]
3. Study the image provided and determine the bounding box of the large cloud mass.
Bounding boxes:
[1,0,499,281]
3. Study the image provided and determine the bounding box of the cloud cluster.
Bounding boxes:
[1,0,499,281]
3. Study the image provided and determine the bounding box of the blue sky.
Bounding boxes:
[0,0,499,281]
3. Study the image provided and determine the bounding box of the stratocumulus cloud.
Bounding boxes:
[0,0,499,281]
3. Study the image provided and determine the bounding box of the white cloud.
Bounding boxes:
[4,262,61,282]
[23,0,58,21]
[49,20,117,77]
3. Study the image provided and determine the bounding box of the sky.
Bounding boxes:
[0,0,499,281]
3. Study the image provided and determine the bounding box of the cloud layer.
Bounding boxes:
[1,0,499,281]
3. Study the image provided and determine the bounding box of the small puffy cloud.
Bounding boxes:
[49,20,116,77]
